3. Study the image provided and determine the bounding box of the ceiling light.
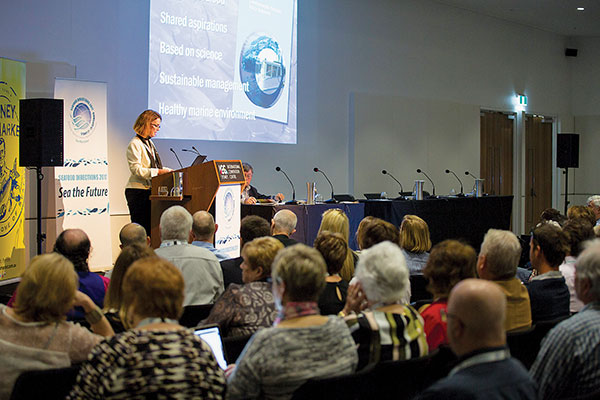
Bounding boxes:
[577,7,585,11]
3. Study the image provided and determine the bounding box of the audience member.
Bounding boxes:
[526,223,570,322]
[0,254,113,399]
[317,208,357,281]
[560,219,594,313]
[202,237,283,337]
[271,209,299,247]
[118,222,150,248]
[420,240,476,350]
[220,215,271,287]
[417,279,537,400]
[314,231,349,315]
[226,244,357,399]
[154,205,224,306]
[356,217,399,250]
[530,239,600,399]
[539,207,566,227]
[103,243,156,333]
[477,229,532,331]
[400,215,432,274]
[587,195,600,226]
[241,162,284,204]
[54,228,106,320]
[191,210,229,260]
[342,241,428,370]
[68,257,226,399]
[567,205,596,227]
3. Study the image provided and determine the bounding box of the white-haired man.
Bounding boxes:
[587,195,600,226]
[477,229,532,331]
[530,239,600,399]
[271,209,298,247]
[155,206,224,306]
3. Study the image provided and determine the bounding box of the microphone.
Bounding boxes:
[182,148,196,155]
[313,167,337,203]
[275,166,297,204]
[170,148,183,169]
[416,169,436,197]
[445,169,464,196]
[381,170,406,199]
[191,146,201,156]
[464,171,480,180]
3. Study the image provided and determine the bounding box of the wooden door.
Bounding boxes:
[525,116,553,230]
[480,111,514,196]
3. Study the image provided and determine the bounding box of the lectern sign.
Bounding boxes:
[216,161,244,183]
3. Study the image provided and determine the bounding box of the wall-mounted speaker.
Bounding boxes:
[565,48,578,57]
[19,99,64,167]
[557,133,579,168]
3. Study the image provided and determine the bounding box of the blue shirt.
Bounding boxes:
[530,301,600,399]
[191,240,229,261]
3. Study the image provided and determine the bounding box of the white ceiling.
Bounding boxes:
[433,0,600,37]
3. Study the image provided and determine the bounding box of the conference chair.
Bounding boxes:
[291,362,376,400]
[178,304,214,328]
[223,333,253,363]
[10,365,80,400]
[506,316,569,369]
[409,274,433,303]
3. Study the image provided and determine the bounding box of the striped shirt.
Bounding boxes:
[345,306,429,370]
[530,301,600,399]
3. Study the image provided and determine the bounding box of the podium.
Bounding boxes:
[150,160,245,254]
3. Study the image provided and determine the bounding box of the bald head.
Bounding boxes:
[271,209,297,236]
[447,279,506,356]
[119,223,149,248]
[53,228,91,272]
[192,211,216,242]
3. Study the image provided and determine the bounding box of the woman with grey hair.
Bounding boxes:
[341,241,428,370]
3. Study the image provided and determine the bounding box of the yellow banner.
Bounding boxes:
[0,58,26,281]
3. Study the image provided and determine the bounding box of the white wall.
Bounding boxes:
[1,0,592,263]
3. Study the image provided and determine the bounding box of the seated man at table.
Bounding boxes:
[271,209,299,247]
[241,162,284,204]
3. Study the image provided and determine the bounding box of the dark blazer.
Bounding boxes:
[220,257,244,288]
[273,234,299,247]
[418,352,537,400]
[248,185,270,200]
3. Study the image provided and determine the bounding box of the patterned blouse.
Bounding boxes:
[67,329,226,399]
[202,281,277,338]
[345,305,429,370]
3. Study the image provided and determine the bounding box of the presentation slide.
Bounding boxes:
[149,0,297,144]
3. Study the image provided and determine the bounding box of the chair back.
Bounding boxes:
[10,365,80,400]
[223,333,253,363]
[410,274,433,303]
[507,316,568,369]
[179,304,214,328]
[291,362,375,400]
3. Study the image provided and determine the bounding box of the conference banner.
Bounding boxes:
[0,58,26,282]
[54,79,111,270]
[214,184,241,258]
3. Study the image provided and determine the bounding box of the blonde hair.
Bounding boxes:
[122,257,184,324]
[400,215,432,253]
[242,236,284,278]
[272,244,327,302]
[133,109,161,135]
[318,208,355,280]
[14,253,78,322]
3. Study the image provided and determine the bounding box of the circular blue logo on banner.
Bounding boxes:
[223,189,235,222]
[69,97,96,141]
[239,33,286,108]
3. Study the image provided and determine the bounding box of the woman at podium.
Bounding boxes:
[125,110,171,233]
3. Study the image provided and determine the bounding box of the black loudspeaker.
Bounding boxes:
[19,99,64,167]
[557,133,579,168]
[565,48,578,57]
